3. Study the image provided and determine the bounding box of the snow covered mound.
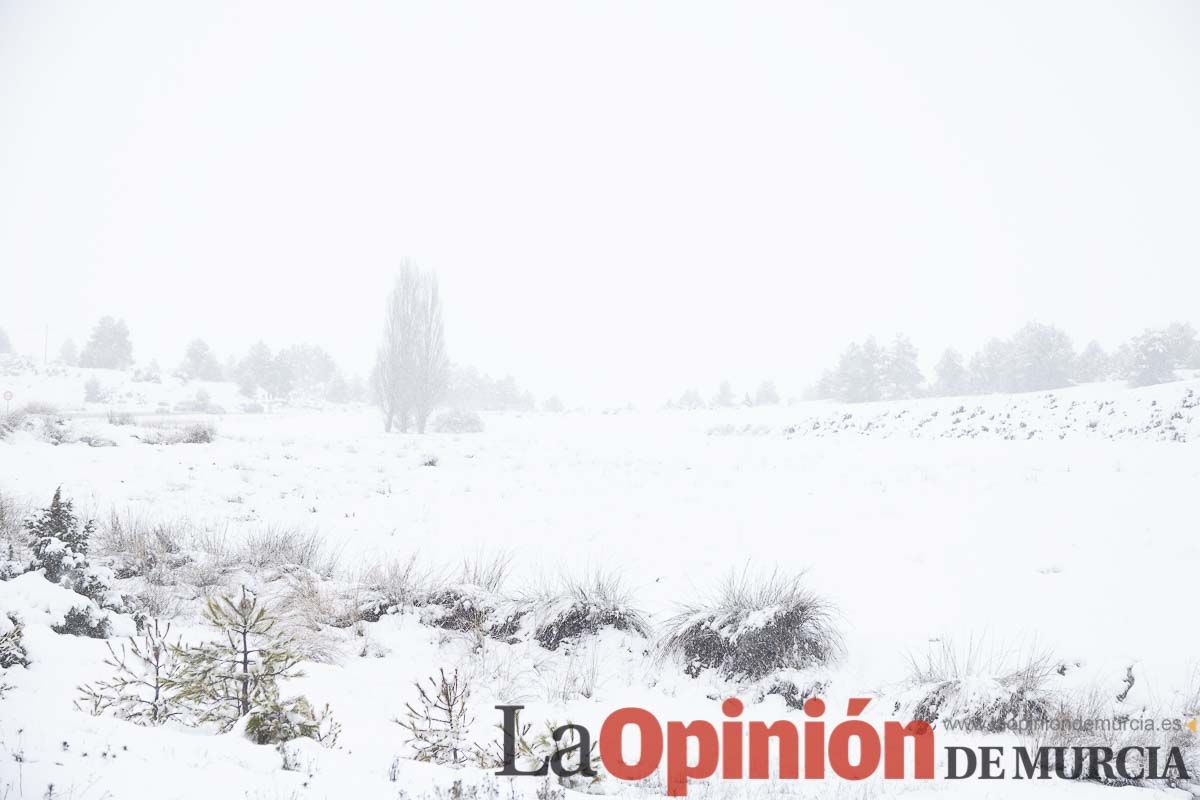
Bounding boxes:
[769,381,1200,442]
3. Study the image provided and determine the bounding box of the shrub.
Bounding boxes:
[398,669,474,766]
[521,572,651,650]
[0,613,29,667]
[357,555,429,622]
[903,637,1059,730]
[245,684,340,747]
[418,556,509,636]
[53,606,112,639]
[432,409,485,434]
[240,527,339,578]
[107,410,136,426]
[26,487,94,583]
[76,620,181,724]
[165,589,304,732]
[659,568,843,680]
[138,423,216,445]
[1024,684,1198,787]
[100,511,189,580]
[84,377,104,403]
[21,400,59,416]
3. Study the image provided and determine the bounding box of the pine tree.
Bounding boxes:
[883,335,924,399]
[754,380,780,405]
[1072,340,1111,383]
[79,317,134,369]
[712,380,735,407]
[26,487,93,583]
[399,668,474,766]
[1123,330,1175,387]
[933,348,970,396]
[165,589,304,731]
[77,619,182,725]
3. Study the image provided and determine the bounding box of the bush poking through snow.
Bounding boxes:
[522,572,651,651]
[240,526,340,578]
[658,568,843,680]
[903,637,1059,730]
[76,619,182,725]
[138,422,216,445]
[431,409,485,434]
[26,487,94,583]
[417,555,510,637]
[165,588,305,732]
[245,684,341,747]
[357,555,429,622]
[1024,685,1199,788]
[53,606,112,639]
[0,613,29,668]
[398,668,474,766]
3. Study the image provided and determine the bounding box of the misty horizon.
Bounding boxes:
[3,1,1199,405]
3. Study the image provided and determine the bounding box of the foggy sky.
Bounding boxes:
[2,1,1199,405]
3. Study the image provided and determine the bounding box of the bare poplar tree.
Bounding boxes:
[373,260,448,433]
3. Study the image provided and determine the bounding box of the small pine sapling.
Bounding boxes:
[165,588,304,731]
[398,668,474,766]
[245,682,342,747]
[26,487,93,583]
[76,620,181,725]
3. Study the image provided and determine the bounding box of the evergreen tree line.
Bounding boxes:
[810,321,1200,403]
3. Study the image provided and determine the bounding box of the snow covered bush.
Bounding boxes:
[658,568,843,680]
[244,684,340,747]
[138,422,216,445]
[520,572,651,651]
[26,487,94,583]
[53,605,112,639]
[100,511,189,581]
[432,409,485,434]
[416,556,509,638]
[84,376,105,402]
[166,589,305,732]
[77,619,182,725]
[902,637,1058,731]
[1023,684,1199,788]
[399,668,474,766]
[0,612,29,668]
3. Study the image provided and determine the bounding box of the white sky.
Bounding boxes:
[2,1,1199,405]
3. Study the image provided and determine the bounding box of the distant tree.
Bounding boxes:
[1072,340,1111,384]
[1123,329,1175,387]
[279,344,339,398]
[373,261,449,433]
[180,339,223,381]
[883,335,923,399]
[543,395,565,413]
[0,328,11,355]
[833,337,885,403]
[678,389,705,410]
[262,352,294,401]
[1006,322,1074,392]
[59,339,79,366]
[805,369,838,400]
[1162,322,1200,368]
[79,317,133,370]
[712,380,735,407]
[969,337,1013,393]
[235,341,273,397]
[933,348,970,396]
[754,380,780,406]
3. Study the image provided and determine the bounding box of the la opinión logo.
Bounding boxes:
[493,699,1192,795]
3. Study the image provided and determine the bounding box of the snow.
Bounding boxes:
[1,369,1198,798]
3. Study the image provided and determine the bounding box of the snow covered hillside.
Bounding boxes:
[1,369,1198,799]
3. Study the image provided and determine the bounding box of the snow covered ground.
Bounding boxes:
[1,368,1198,799]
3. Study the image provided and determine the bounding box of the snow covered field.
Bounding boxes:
[2,370,1198,799]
